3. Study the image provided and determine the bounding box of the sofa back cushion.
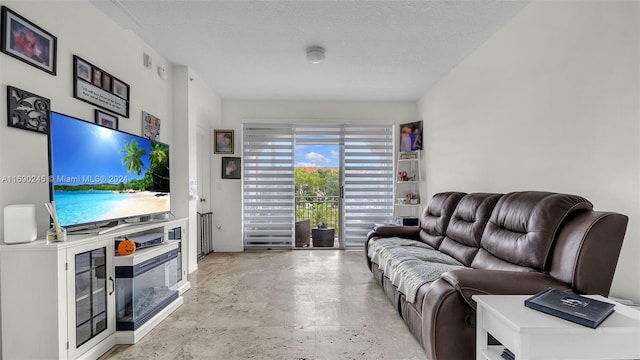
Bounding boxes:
[471,191,592,271]
[549,211,628,296]
[438,193,503,266]
[419,192,466,248]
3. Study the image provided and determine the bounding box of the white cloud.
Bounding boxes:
[330,150,338,159]
[305,152,331,163]
[296,162,319,167]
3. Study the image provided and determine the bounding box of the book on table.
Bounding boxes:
[524,288,615,328]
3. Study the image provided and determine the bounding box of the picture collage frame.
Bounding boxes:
[73,55,130,117]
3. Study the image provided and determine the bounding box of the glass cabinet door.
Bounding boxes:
[74,247,107,346]
[68,239,115,358]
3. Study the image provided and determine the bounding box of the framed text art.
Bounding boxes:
[1,6,57,75]
[6,85,50,134]
[95,109,118,130]
[73,55,130,117]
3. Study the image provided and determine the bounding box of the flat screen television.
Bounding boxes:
[48,112,170,229]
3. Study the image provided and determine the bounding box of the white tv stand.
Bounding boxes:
[0,218,190,360]
[68,217,171,236]
[99,222,134,235]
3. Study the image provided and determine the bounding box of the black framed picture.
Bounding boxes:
[221,157,241,179]
[1,6,57,75]
[95,109,118,130]
[6,85,50,134]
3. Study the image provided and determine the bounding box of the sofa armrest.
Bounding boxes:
[441,269,570,310]
[371,225,420,239]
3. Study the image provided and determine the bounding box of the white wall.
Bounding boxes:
[0,1,223,272]
[418,0,640,302]
[0,0,223,270]
[172,66,222,271]
[0,0,174,239]
[171,66,194,272]
[217,100,419,251]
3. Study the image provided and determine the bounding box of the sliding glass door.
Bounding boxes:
[242,124,295,250]
[294,125,343,248]
[243,123,393,250]
[342,124,394,248]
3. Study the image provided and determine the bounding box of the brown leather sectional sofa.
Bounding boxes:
[365,191,628,360]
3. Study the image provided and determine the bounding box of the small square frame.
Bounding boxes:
[221,157,241,179]
[214,129,234,154]
[95,109,118,130]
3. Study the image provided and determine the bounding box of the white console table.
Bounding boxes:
[474,294,640,360]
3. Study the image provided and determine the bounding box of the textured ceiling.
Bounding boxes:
[90,0,529,101]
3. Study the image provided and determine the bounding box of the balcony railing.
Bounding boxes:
[295,195,339,230]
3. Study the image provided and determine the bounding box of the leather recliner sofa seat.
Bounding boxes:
[365,191,628,360]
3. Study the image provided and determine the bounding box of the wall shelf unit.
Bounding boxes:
[394,151,423,220]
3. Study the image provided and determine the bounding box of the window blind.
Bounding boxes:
[342,124,394,248]
[294,125,343,145]
[242,124,295,250]
[242,123,394,250]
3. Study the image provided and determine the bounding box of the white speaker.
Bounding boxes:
[3,204,37,244]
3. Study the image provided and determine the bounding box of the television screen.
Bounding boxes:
[49,112,170,228]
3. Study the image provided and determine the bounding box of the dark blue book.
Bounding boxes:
[524,288,615,328]
[501,348,515,360]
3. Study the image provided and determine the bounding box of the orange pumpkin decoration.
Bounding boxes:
[118,238,137,256]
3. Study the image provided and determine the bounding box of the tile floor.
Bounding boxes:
[100,250,426,359]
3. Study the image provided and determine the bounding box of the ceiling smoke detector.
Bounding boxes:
[306,46,325,64]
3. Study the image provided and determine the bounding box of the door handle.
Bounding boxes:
[109,276,115,295]
[340,186,344,199]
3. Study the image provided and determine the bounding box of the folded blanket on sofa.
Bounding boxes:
[368,238,464,303]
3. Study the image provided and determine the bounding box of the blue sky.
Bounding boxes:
[50,112,153,185]
[295,145,339,168]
